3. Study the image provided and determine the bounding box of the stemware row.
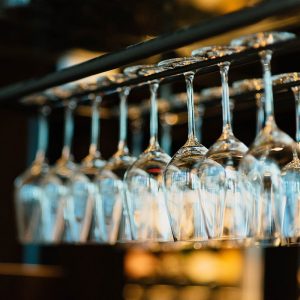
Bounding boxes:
[15,31,300,247]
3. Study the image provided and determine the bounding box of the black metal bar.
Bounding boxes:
[6,37,298,111]
[0,0,300,102]
[0,37,294,112]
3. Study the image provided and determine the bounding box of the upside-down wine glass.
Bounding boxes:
[192,46,250,247]
[273,72,300,245]
[157,57,209,241]
[232,32,298,246]
[65,79,108,243]
[97,74,136,244]
[15,105,50,243]
[41,95,77,243]
[124,65,173,242]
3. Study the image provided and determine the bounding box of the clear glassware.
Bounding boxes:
[14,105,50,243]
[65,85,107,243]
[192,46,250,246]
[124,65,173,242]
[195,104,205,143]
[273,72,300,245]
[157,57,209,241]
[232,78,264,135]
[96,74,136,244]
[232,32,298,246]
[41,97,77,243]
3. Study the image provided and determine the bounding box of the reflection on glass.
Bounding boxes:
[233,32,298,246]
[66,89,106,243]
[158,57,208,241]
[192,46,250,246]
[42,98,77,243]
[97,75,136,244]
[273,72,300,245]
[124,65,173,242]
[15,105,50,243]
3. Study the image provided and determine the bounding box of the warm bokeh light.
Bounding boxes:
[178,0,260,14]
[56,48,119,84]
[218,250,243,285]
[123,248,262,300]
[124,249,158,279]
[182,251,220,283]
[125,248,244,284]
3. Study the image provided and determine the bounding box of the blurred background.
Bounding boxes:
[0,0,299,299]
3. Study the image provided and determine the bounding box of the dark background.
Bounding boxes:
[0,1,299,299]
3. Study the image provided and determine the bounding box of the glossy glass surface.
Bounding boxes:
[193,46,250,246]
[66,90,106,243]
[42,99,77,243]
[124,65,172,241]
[158,57,208,241]
[273,72,300,245]
[97,75,136,244]
[233,33,298,246]
[14,106,50,243]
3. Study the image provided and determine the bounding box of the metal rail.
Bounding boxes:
[0,0,300,103]
[4,37,300,113]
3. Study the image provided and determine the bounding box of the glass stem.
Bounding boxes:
[62,100,76,160]
[255,93,264,135]
[117,87,130,154]
[161,119,172,155]
[292,87,300,145]
[36,106,50,162]
[184,71,197,144]
[131,117,143,157]
[89,95,102,156]
[196,104,205,143]
[219,62,233,135]
[149,81,160,149]
[260,50,275,125]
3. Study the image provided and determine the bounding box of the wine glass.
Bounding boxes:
[96,74,136,244]
[14,105,51,243]
[124,65,173,242]
[272,72,300,245]
[65,80,107,243]
[192,46,250,247]
[41,95,77,243]
[232,32,298,246]
[157,57,208,242]
[232,78,264,135]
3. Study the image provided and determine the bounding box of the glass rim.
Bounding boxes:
[232,78,263,94]
[230,31,296,48]
[157,56,206,69]
[123,64,155,77]
[272,72,300,85]
[191,45,245,58]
